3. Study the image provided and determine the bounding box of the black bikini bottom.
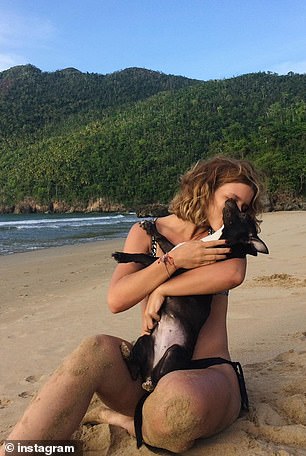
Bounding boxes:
[134,357,249,449]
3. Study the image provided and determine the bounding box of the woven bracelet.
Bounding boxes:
[158,253,176,278]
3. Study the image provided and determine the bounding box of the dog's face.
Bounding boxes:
[222,199,269,256]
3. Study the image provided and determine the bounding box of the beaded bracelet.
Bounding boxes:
[158,253,177,278]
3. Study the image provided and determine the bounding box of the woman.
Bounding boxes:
[3,156,263,453]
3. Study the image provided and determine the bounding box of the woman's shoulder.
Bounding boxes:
[124,216,176,254]
[123,221,152,254]
[155,214,178,234]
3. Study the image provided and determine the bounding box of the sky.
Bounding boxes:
[0,0,305,81]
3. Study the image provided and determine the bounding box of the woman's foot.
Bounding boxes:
[82,405,135,436]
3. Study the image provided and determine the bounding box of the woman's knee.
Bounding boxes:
[61,335,116,377]
[142,372,204,453]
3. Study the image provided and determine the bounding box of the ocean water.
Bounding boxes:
[0,212,141,255]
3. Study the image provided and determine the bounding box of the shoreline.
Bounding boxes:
[0,211,138,256]
[1,209,305,257]
[1,211,306,454]
[0,235,127,257]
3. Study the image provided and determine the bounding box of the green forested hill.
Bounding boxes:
[0,66,305,212]
[0,64,196,138]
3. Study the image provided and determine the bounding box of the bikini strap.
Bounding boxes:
[139,219,174,254]
[150,236,158,257]
[188,357,230,369]
[134,391,150,449]
[190,357,249,410]
[231,361,249,411]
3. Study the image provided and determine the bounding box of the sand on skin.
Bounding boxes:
[0,211,306,455]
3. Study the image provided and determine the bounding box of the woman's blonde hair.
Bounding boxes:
[169,156,264,231]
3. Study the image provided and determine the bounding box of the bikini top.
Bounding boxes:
[150,235,158,257]
[147,220,229,297]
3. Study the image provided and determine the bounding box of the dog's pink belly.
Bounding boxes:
[152,314,187,368]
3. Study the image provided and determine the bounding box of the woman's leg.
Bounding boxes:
[91,361,242,453]
[5,335,143,440]
[4,335,241,453]
[141,363,241,453]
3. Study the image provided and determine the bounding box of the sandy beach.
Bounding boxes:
[1,211,306,455]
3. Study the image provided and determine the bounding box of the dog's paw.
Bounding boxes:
[112,252,123,262]
[142,377,154,392]
[139,220,155,236]
[120,341,131,359]
[112,252,135,264]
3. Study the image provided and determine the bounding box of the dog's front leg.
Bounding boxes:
[112,252,156,266]
[151,344,190,389]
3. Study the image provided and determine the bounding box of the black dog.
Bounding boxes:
[113,199,268,392]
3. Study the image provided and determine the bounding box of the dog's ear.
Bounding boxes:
[249,236,269,254]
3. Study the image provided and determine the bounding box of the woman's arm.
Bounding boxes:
[107,223,230,313]
[160,257,247,297]
[143,258,246,331]
[107,223,174,313]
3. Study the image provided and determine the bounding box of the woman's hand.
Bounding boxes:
[170,240,231,270]
[142,287,166,334]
